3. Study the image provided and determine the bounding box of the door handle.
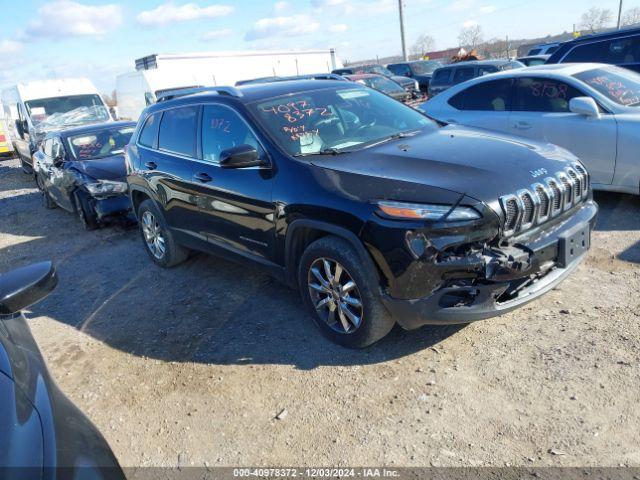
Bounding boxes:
[194,172,212,183]
[144,161,157,170]
[513,122,532,130]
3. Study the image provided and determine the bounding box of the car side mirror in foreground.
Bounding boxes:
[0,262,58,316]
[569,97,600,118]
[219,144,265,169]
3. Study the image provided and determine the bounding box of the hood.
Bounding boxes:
[69,154,127,181]
[309,125,579,205]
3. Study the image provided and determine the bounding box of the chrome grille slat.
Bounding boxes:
[500,164,589,237]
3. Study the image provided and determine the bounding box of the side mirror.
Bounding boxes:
[0,262,58,316]
[219,144,265,169]
[569,97,600,118]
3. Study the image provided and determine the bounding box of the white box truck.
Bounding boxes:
[1,78,111,173]
[2,78,112,173]
[116,49,342,120]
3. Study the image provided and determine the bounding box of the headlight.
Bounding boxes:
[377,200,481,221]
[85,180,128,196]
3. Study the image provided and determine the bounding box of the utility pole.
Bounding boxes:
[617,0,623,29]
[398,0,408,61]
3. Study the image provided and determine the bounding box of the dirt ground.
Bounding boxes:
[1,156,639,468]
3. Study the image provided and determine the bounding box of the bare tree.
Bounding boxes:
[410,34,435,58]
[622,7,640,26]
[578,7,613,33]
[458,24,484,49]
[480,38,510,59]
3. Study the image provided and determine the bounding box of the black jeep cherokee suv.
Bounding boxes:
[125,81,597,348]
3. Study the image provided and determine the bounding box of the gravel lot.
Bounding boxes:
[1,156,639,468]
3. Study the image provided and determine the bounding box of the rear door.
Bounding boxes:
[510,76,617,184]
[189,103,276,262]
[444,78,514,132]
[138,106,203,245]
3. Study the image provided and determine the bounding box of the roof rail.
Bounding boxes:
[156,86,243,103]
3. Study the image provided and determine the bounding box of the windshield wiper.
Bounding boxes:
[364,130,420,149]
[293,147,350,157]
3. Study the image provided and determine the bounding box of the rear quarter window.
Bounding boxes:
[453,67,475,84]
[138,113,159,148]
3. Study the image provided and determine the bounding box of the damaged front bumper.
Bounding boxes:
[91,194,132,221]
[379,200,598,329]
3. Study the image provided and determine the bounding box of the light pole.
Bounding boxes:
[398,0,408,61]
[617,0,624,29]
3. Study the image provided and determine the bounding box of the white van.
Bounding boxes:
[116,49,342,120]
[1,78,111,173]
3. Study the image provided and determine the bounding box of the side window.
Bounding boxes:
[396,65,411,76]
[453,67,475,84]
[43,139,53,157]
[478,66,498,76]
[528,49,541,55]
[432,69,451,84]
[564,41,609,63]
[201,105,263,164]
[158,107,198,157]
[449,79,513,111]
[514,78,584,113]
[138,113,159,148]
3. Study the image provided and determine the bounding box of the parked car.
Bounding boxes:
[527,42,561,56]
[546,26,640,73]
[0,261,124,478]
[516,55,550,67]
[428,60,525,97]
[33,121,136,229]
[386,60,443,93]
[126,81,596,348]
[421,63,640,195]
[332,65,421,97]
[343,74,411,103]
[1,78,112,173]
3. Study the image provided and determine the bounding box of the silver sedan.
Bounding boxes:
[421,63,640,195]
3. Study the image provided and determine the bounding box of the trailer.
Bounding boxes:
[116,49,342,120]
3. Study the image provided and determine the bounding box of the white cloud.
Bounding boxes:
[274,1,289,11]
[0,40,23,55]
[311,0,347,7]
[479,4,495,14]
[200,28,233,41]
[137,2,234,26]
[25,0,122,38]
[328,24,348,33]
[462,19,479,28]
[245,14,320,41]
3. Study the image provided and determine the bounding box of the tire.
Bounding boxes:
[73,190,99,231]
[36,174,56,210]
[298,236,395,348]
[137,199,189,268]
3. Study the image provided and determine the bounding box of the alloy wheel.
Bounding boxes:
[307,257,363,334]
[141,211,166,260]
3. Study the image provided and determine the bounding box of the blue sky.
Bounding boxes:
[1,0,638,93]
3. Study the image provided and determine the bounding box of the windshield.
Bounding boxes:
[250,86,435,156]
[67,126,135,160]
[25,94,110,127]
[575,66,640,106]
[360,65,394,77]
[358,76,405,94]
[411,61,442,74]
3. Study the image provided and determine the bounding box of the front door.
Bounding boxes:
[14,103,31,162]
[509,77,617,185]
[189,103,276,262]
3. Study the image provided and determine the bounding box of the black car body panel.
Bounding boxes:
[546,26,640,73]
[33,121,135,223]
[127,81,596,329]
[0,262,124,479]
[428,60,525,96]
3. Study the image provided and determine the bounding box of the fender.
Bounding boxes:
[127,183,159,217]
[284,219,381,288]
